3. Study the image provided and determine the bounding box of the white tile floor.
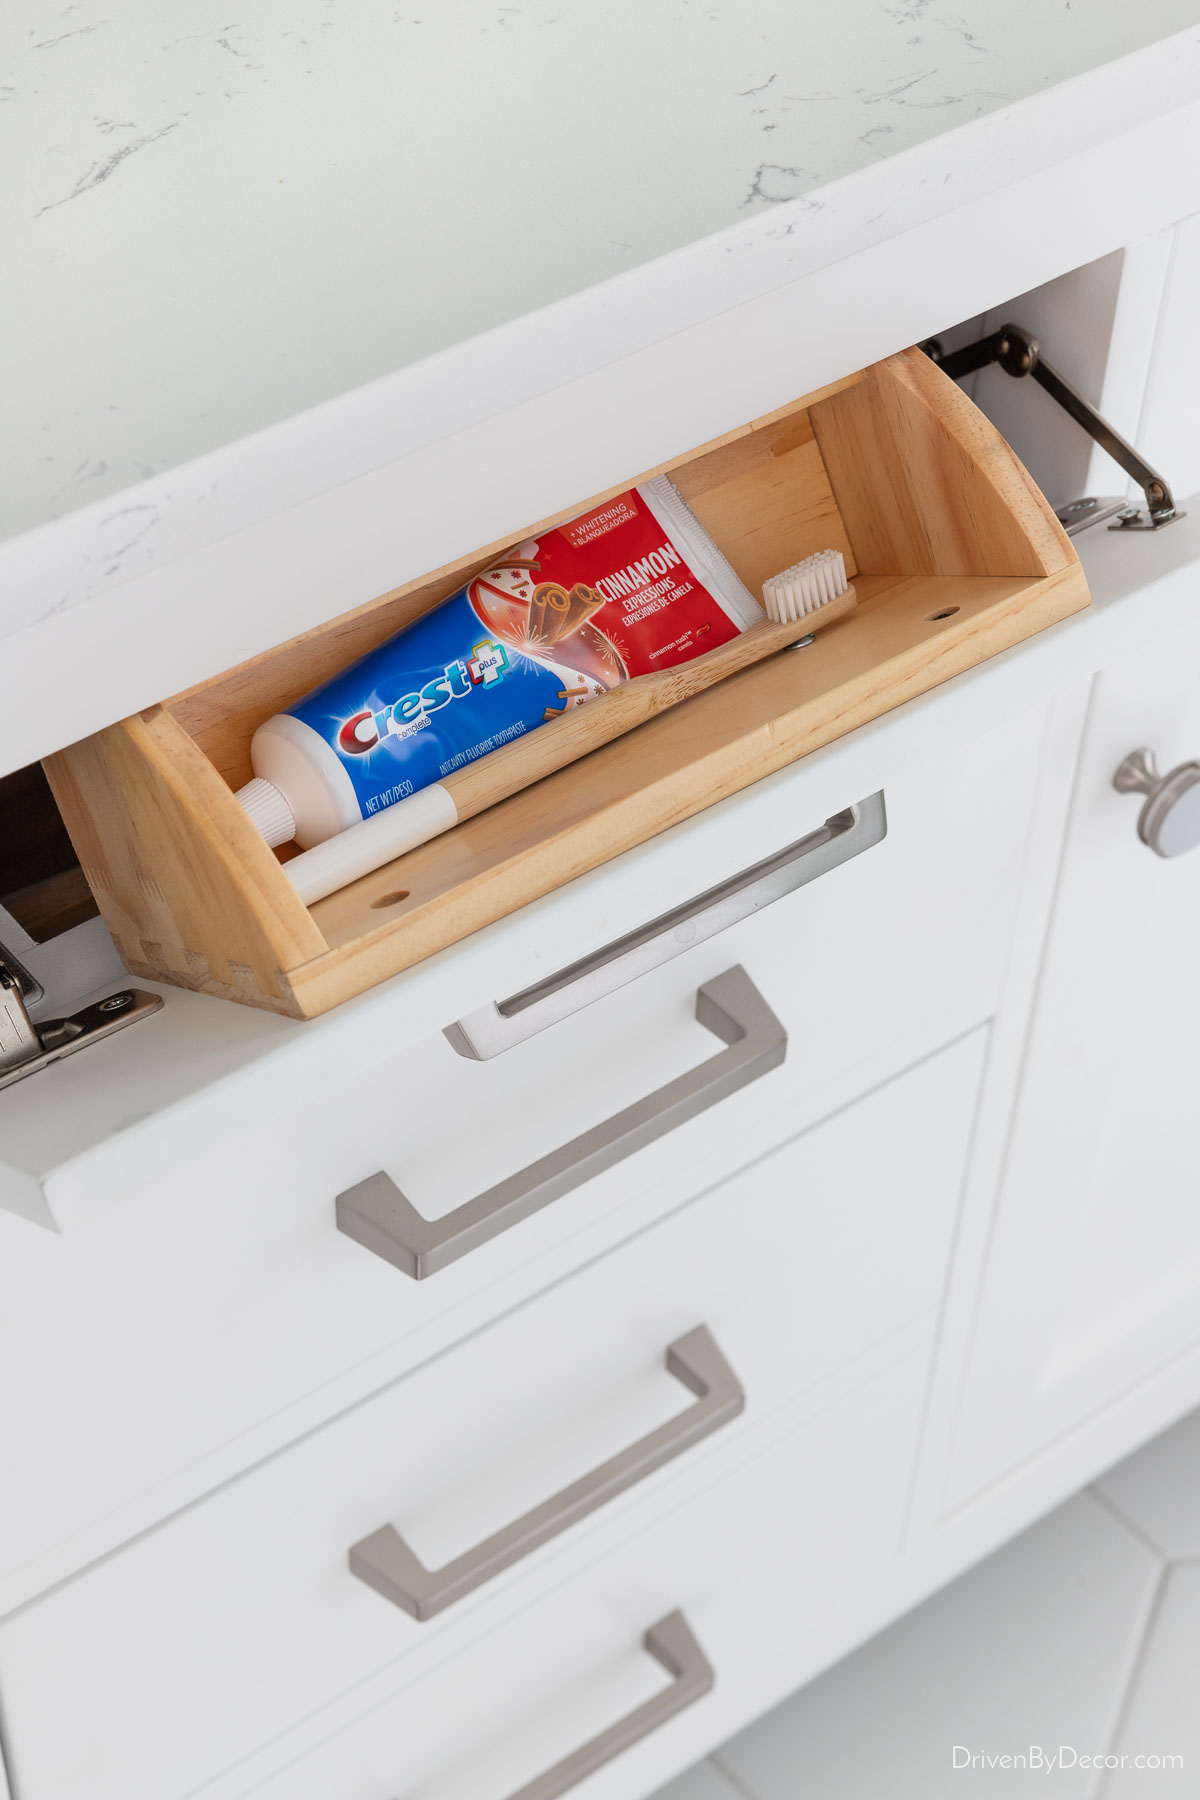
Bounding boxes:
[656,1407,1200,1799]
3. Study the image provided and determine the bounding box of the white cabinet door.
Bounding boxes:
[947,606,1200,1504]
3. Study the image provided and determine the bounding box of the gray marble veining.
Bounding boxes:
[2,0,1199,544]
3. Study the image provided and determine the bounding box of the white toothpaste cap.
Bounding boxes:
[235,776,296,848]
[636,476,764,632]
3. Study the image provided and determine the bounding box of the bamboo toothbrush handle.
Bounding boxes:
[445,591,854,822]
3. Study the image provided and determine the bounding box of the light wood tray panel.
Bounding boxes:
[169,375,864,791]
[44,351,1089,1017]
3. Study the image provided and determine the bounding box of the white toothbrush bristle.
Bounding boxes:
[761,547,848,624]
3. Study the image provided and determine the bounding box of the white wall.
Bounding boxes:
[1139,210,1200,507]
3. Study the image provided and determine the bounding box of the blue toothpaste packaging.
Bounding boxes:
[291,586,609,823]
[235,476,761,854]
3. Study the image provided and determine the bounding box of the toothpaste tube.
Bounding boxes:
[236,476,762,852]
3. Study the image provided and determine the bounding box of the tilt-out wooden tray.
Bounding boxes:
[45,348,1088,1017]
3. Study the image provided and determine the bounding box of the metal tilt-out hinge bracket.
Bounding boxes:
[921,323,1184,536]
[0,945,162,1093]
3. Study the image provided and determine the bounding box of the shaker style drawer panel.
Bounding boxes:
[242,1355,931,1800]
[358,700,1039,1253]
[0,703,1041,1606]
[0,1035,984,1800]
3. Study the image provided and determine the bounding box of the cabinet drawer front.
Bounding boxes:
[345,706,1036,1243]
[0,1035,983,1800]
[243,1354,930,1800]
[0,704,1039,1604]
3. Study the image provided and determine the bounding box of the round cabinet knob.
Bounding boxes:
[1113,747,1200,858]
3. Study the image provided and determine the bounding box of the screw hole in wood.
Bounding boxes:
[370,889,411,910]
[925,607,961,621]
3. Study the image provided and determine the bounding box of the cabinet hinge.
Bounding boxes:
[0,943,162,1092]
[921,324,1184,535]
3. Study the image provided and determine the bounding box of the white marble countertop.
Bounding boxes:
[5,0,1200,545]
[3,7,1200,772]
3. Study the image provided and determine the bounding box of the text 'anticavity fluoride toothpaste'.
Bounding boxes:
[235,476,762,860]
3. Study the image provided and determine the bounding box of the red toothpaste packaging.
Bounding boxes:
[476,479,761,690]
[237,476,763,856]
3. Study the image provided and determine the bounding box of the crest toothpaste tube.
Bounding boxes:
[236,476,762,859]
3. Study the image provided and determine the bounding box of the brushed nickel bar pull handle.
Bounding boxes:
[446,791,885,1060]
[349,1325,742,1621]
[336,965,785,1279]
[505,1611,714,1800]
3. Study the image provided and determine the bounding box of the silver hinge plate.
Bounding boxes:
[0,942,44,1007]
[0,965,43,1075]
[1055,496,1130,535]
[0,970,163,1093]
[1108,505,1188,532]
[1055,496,1189,536]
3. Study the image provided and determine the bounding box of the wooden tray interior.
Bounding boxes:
[164,376,861,795]
[45,350,1086,1016]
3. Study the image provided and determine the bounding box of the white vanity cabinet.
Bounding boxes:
[0,701,1044,1619]
[5,406,1200,1800]
[4,23,1200,1799]
[946,600,1200,1506]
